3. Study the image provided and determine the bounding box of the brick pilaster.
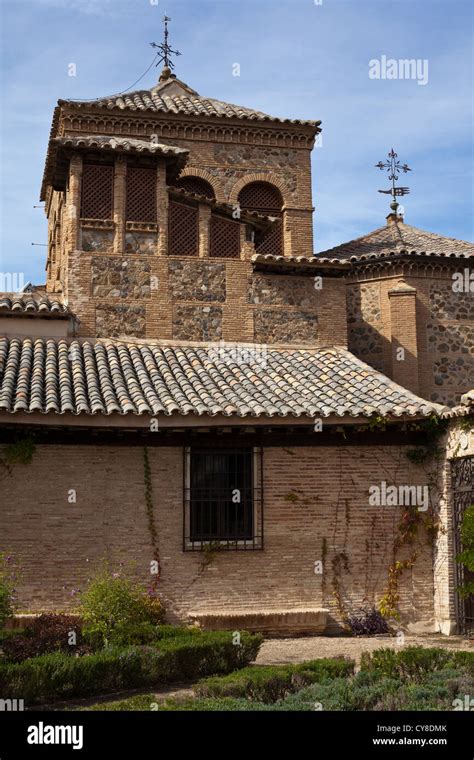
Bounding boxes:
[113,156,126,253]
[388,280,419,394]
[198,204,211,258]
[156,161,168,257]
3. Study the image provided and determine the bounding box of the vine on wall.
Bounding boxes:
[0,434,36,479]
[378,415,449,620]
[143,447,161,593]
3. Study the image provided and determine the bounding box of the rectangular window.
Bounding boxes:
[126,166,157,222]
[80,163,114,219]
[184,447,263,550]
[210,215,241,258]
[168,201,199,256]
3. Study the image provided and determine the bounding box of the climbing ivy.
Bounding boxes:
[143,447,161,590]
[0,434,36,478]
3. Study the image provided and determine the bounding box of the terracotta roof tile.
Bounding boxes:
[59,74,320,128]
[0,337,444,419]
[53,135,189,158]
[0,292,70,317]
[317,222,474,262]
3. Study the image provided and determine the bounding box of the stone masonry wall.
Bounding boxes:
[68,244,347,346]
[346,282,385,372]
[1,443,436,631]
[427,282,474,406]
[346,268,474,405]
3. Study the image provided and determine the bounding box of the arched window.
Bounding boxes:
[238,182,283,256]
[173,176,216,201]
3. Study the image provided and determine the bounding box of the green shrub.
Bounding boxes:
[77,565,165,647]
[107,623,203,645]
[0,631,262,704]
[270,667,474,712]
[360,646,474,681]
[105,622,161,648]
[86,695,267,711]
[2,614,87,663]
[457,505,474,598]
[195,658,354,702]
[0,554,18,629]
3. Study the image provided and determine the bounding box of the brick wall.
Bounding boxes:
[1,443,438,631]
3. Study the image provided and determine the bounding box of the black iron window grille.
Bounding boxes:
[184,447,263,551]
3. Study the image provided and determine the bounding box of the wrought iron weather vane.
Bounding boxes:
[375,148,412,215]
[150,15,181,71]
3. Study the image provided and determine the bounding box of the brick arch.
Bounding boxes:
[176,167,225,203]
[228,172,290,207]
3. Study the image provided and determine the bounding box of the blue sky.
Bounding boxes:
[0,0,472,284]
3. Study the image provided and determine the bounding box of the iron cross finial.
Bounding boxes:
[376,148,412,209]
[150,15,181,71]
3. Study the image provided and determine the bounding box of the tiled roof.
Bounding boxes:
[41,135,188,201]
[58,73,320,128]
[0,336,444,419]
[317,222,474,262]
[442,389,474,419]
[0,292,70,318]
[251,253,350,272]
[53,135,189,158]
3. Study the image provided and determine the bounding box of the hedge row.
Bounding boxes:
[0,631,262,704]
[195,657,355,702]
[152,667,474,712]
[360,646,474,681]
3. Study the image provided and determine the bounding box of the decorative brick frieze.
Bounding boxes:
[60,112,316,149]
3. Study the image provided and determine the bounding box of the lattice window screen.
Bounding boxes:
[174,176,215,200]
[254,221,283,256]
[210,215,240,258]
[238,182,283,256]
[238,182,282,213]
[168,201,199,256]
[126,167,157,222]
[81,164,114,219]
